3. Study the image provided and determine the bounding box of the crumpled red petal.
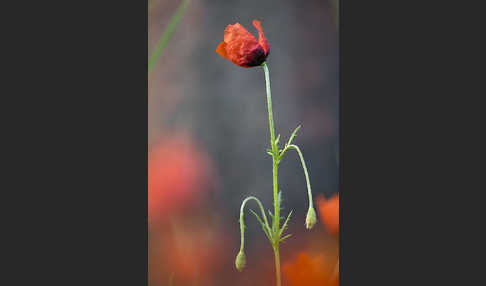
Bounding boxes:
[216,20,269,68]
[224,23,262,67]
[253,20,270,55]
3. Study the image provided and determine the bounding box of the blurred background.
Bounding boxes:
[148,0,339,285]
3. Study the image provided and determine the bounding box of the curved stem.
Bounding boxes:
[286,144,314,208]
[239,196,271,251]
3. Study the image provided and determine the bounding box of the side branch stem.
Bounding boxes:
[287,144,313,208]
[239,196,271,250]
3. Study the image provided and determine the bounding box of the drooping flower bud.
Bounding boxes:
[305,207,317,229]
[235,251,246,272]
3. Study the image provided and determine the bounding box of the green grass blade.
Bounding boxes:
[148,0,190,74]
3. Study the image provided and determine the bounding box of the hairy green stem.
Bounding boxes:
[287,145,313,209]
[274,246,281,286]
[263,62,279,226]
[263,62,276,152]
[234,62,315,285]
[235,62,315,285]
[239,196,271,252]
[263,62,281,286]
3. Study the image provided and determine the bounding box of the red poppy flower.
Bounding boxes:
[216,20,270,68]
[317,193,339,236]
[148,136,211,223]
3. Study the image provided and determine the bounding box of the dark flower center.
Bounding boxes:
[245,46,267,67]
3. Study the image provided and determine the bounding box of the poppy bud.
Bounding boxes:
[305,207,317,229]
[216,20,270,68]
[235,250,246,272]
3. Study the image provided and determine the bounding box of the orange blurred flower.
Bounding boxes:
[216,20,270,68]
[149,218,230,286]
[317,193,339,236]
[148,136,211,223]
[283,252,338,286]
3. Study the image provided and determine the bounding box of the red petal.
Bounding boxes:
[253,20,270,55]
[216,41,228,59]
[317,194,339,236]
[223,23,257,45]
[223,23,261,67]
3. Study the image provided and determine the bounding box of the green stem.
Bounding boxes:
[262,62,281,286]
[274,246,282,286]
[263,62,276,151]
[239,196,272,251]
[263,62,279,221]
[287,144,313,208]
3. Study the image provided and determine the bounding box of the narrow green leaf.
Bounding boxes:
[280,234,293,242]
[287,125,301,146]
[279,210,293,236]
[249,209,271,241]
